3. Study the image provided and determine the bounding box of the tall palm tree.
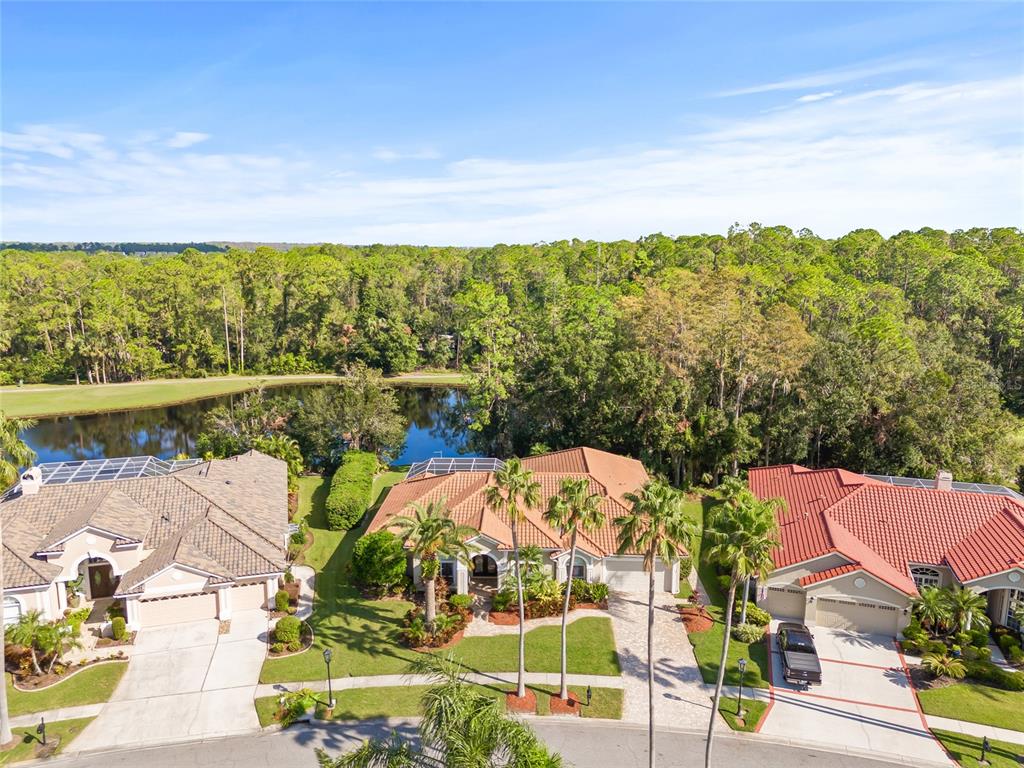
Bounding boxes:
[615,480,698,768]
[484,458,541,699]
[392,499,476,631]
[702,488,782,768]
[544,476,603,702]
[911,586,951,634]
[0,412,35,746]
[944,586,991,634]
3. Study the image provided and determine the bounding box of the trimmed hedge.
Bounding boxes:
[352,530,407,594]
[274,616,302,645]
[963,660,1024,691]
[111,616,127,641]
[325,450,376,530]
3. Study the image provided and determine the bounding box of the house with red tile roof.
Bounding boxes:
[368,447,683,594]
[748,464,1024,636]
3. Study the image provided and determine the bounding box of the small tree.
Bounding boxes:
[911,586,951,635]
[352,531,407,595]
[922,652,967,680]
[943,587,991,635]
[7,611,47,676]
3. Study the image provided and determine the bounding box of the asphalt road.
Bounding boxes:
[45,719,930,768]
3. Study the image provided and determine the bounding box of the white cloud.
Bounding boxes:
[166,131,210,149]
[372,147,442,162]
[796,90,841,103]
[1,74,1021,244]
[718,58,930,97]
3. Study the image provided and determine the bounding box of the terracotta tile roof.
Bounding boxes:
[749,464,1024,595]
[368,448,652,557]
[1,450,287,590]
[799,564,860,586]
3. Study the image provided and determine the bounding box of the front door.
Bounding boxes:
[472,555,497,578]
[88,562,116,599]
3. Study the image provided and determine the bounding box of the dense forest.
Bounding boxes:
[2,225,1022,486]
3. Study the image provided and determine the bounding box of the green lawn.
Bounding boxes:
[255,683,622,726]
[5,662,127,717]
[675,496,704,599]
[0,371,467,418]
[918,682,1024,732]
[718,696,768,732]
[262,476,621,684]
[0,717,95,765]
[932,730,1024,768]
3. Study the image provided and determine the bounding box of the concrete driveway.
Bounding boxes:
[72,610,268,752]
[758,623,951,765]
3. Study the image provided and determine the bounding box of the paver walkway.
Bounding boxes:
[462,607,609,637]
[607,591,710,727]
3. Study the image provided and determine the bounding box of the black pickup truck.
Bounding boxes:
[777,622,823,686]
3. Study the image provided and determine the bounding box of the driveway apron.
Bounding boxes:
[72,610,268,752]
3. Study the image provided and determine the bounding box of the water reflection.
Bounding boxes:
[21,385,476,466]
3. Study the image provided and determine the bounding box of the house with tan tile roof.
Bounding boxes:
[749,463,1024,636]
[368,447,683,594]
[1,450,288,631]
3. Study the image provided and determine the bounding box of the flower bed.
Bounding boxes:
[399,583,472,648]
[680,605,714,633]
[268,619,314,658]
[11,656,127,692]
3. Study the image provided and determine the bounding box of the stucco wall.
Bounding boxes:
[47,529,145,581]
[141,566,210,596]
[766,554,852,584]
[804,572,911,608]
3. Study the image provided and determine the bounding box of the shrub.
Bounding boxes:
[924,639,948,655]
[65,607,91,636]
[283,568,295,584]
[274,616,301,645]
[677,554,693,581]
[731,623,766,643]
[287,640,302,653]
[954,632,972,647]
[964,660,1024,691]
[352,531,407,594]
[491,588,516,613]
[969,629,989,648]
[717,575,732,596]
[570,578,589,602]
[922,652,967,680]
[324,450,376,530]
[1009,645,1024,665]
[111,616,127,641]
[734,604,770,627]
[902,623,926,642]
[588,583,609,605]
[271,642,285,654]
[275,589,291,613]
[976,646,992,661]
[449,594,472,612]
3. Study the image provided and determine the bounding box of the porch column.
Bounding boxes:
[56,581,68,613]
[265,577,278,610]
[670,560,681,595]
[125,596,141,631]
[216,586,233,621]
[455,562,468,595]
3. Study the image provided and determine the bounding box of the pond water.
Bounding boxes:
[20,385,477,466]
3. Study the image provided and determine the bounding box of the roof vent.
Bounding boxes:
[19,467,42,496]
[935,470,953,492]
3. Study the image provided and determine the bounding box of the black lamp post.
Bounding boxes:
[737,658,748,720]
[36,717,45,746]
[979,736,991,766]
[323,648,335,709]
[586,685,592,707]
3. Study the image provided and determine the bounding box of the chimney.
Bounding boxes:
[935,470,953,492]
[19,467,42,496]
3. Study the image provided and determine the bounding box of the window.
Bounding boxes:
[1009,589,1023,633]
[571,557,587,581]
[439,561,455,585]
[3,597,21,627]
[911,566,941,590]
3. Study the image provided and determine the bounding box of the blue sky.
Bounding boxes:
[2,2,1022,244]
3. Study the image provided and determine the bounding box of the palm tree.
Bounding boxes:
[484,458,541,699]
[615,480,698,768]
[702,488,782,768]
[392,499,476,631]
[0,412,35,746]
[911,586,951,634]
[7,611,47,677]
[944,586,991,634]
[544,476,603,702]
[921,652,967,681]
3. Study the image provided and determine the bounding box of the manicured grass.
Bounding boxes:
[932,729,1024,768]
[5,662,127,717]
[918,682,1024,732]
[0,371,467,418]
[718,696,768,732]
[255,683,622,726]
[262,477,621,683]
[0,717,95,765]
[675,495,704,599]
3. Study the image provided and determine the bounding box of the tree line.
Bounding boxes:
[2,225,1022,485]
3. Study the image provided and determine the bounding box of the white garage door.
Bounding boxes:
[139,592,217,626]
[231,582,267,611]
[603,557,675,592]
[815,597,899,635]
[765,586,805,620]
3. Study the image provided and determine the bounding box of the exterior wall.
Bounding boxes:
[46,529,145,581]
[964,569,1024,594]
[231,582,267,611]
[140,566,210,596]
[3,587,55,622]
[765,554,852,585]
[907,563,957,589]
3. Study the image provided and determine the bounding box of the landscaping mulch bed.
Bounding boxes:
[96,632,136,648]
[505,689,537,714]
[549,691,581,716]
[574,602,608,611]
[680,605,714,633]
[489,611,521,626]
[906,665,957,691]
[267,625,314,658]
[413,629,465,651]
[12,657,126,691]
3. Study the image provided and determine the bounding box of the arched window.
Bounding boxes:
[3,596,22,627]
[911,566,941,589]
[571,557,587,581]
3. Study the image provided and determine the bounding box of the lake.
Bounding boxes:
[19,385,478,466]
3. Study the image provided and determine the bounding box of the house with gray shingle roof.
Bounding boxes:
[1,450,288,631]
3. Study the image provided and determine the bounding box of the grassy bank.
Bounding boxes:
[0,370,467,418]
[918,682,1024,731]
[5,663,127,717]
[932,730,1024,768]
[0,717,95,764]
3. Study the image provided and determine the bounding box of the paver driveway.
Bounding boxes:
[758,622,951,765]
[72,610,268,752]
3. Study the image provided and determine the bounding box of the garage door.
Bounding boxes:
[138,592,217,626]
[231,582,267,611]
[765,586,805,620]
[603,557,675,592]
[815,597,899,635]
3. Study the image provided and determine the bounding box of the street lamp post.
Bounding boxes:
[737,658,748,720]
[323,648,335,709]
[979,736,991,766]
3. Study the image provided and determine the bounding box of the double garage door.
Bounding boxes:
[138,592,217,626]
[815,597,900,636]
[603,557,676,592]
